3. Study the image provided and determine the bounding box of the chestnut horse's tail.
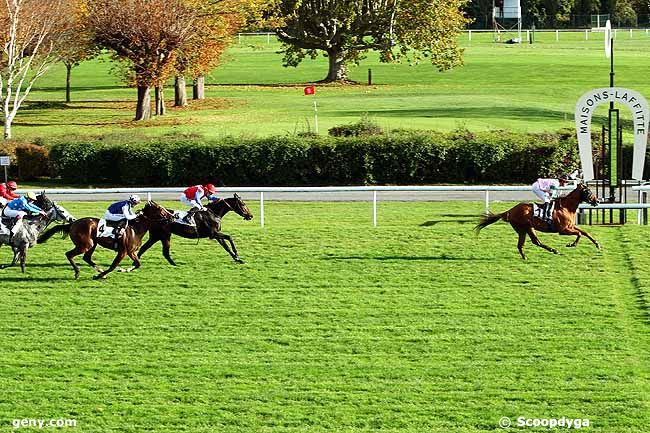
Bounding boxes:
[38,223,72,243]
[474,212,507,233]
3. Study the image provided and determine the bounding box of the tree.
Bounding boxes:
[0,0,76,139]
[267,0,470,82]
[86,0,196,120]
[58,4,97,103]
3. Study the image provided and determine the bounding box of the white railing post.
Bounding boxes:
[526,29,530,42]
[260,191,265,228]
[373,190,377,227]
[638,189,642,225]
[267,32,271,44]
[485,190,490,214]
[468,30,472,41]
[147,192,151,201]
[585,29,588,40]
[556,30,559,41]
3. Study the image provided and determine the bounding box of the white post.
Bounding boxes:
[147,192,151,201]
[585,29,588,40]
[373,190,377,227]
[556,30,559,41]
[630,28,633,38]
[526,29,530,42]
[260,191,265,228]
[267,33,271,44]
[485,190,490,214]
[638,190,642,225]
[468,30,472,41]
[313,99,319,134]
[238,33,241,44]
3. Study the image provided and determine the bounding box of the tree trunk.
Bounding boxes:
[192,76,205,100]
[3,116,12,140]
[325,50,349,82]
[155,86,165,116]
[135,86,152,121]
[65,63,72,103]
[174,76,188,107]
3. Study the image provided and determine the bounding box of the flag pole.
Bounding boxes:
[313,95,318,134]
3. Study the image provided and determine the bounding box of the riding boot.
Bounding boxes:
[545,202,553,224]
[183,208,198,224]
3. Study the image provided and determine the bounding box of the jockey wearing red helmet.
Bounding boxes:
[0,180,19,207]
[180,184,219,223]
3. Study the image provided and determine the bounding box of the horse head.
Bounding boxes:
[142,200,174,221]
[36,192,75,223]
[577,183,599,207]
[231,193,254,221]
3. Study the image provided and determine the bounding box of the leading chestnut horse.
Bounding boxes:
[475,183,601,260]
[39,201,173,279]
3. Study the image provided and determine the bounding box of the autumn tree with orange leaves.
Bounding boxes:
[86,0,196,120]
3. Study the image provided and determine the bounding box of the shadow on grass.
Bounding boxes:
[323,255,491,261]
[0,275,73,281]
[420,219,477,226]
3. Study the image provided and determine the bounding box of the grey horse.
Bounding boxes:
[0,193,75,272]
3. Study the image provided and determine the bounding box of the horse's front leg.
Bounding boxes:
[212,231,244,263]
[527,228,559,255]
[120,250,141,273]
[575,226,601,250]
[559,227,582,247]
[93,250,127,280]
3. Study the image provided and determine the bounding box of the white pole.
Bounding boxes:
[260,191,264,228]
[267,33,271,44]
[238,33,241,44]
[485,190,490,214]
[313,98,319,134]
[526,29,529,42]
[638,190,642,225]
[585,29,588,40]
[556,30,559,41]
[630,28,633,38]
[469,30,472,41]
[373,191,377,227]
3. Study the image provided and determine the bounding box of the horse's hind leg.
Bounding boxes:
[19,247,27,273]
[120,250,141,273]
[66,246,86,279]
[527,228,559,255]
[517,230,527,260]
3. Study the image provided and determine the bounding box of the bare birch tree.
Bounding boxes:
[0,0,75,139]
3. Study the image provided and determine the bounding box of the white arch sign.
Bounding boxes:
[575,87,649,181]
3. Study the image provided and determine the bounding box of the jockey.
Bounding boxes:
[103,194,141,243]
[180,184,218,222]
[0,180,19,207]
[2,191,46,234]
[532,174,569,220]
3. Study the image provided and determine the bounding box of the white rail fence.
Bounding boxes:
[22,185,650,227]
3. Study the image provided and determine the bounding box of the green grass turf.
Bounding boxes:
[11,31,650,140]
[0,201,648,432]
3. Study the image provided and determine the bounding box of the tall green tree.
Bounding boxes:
[268,0,470,82]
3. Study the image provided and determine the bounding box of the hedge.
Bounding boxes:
[46,130,585,186]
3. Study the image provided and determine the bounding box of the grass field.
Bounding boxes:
[1,200,649,432]
[11,30,650,141]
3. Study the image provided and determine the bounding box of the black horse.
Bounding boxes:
[138,193,254,265]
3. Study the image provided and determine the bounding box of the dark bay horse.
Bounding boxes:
[475,183,601,260]
[39,201,173,279]
[138,193,254,265]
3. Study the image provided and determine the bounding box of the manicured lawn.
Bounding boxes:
[12,31,650,141]
[1,201,648,432]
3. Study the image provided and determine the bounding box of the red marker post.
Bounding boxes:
[304,86,318,134]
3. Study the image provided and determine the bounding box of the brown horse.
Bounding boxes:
[475,183,601,260]
[39,201,173,279]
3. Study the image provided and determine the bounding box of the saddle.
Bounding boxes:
[98,219,127,240]
[173,210,199,226]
